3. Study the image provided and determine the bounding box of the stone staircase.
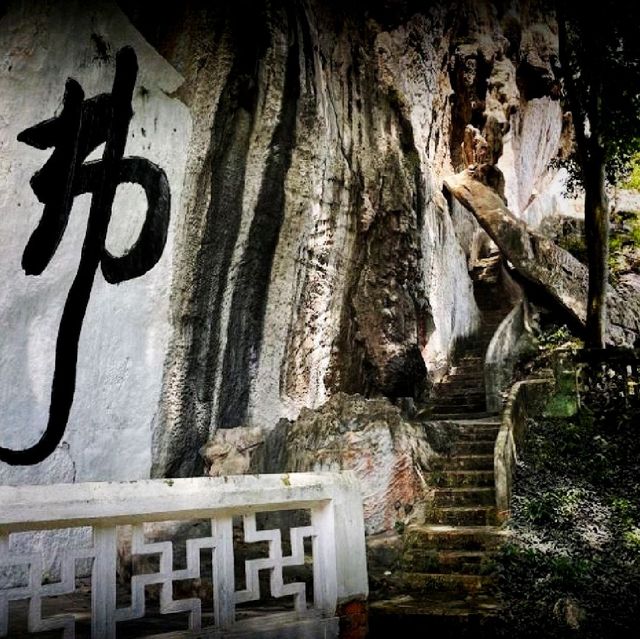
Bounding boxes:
[428,253,511,419]
[369,254,512,637]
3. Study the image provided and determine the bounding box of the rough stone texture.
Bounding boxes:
[0,1,576,483]
[445,169,640,346]
[204,393,442,536]
[200,426,264,477]
[148,1,575,476]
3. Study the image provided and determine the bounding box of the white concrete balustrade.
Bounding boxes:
[0,472,368,638]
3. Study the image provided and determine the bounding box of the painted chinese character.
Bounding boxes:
[0,46,170,465]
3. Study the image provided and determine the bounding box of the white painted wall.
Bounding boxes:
[0,0,191,485]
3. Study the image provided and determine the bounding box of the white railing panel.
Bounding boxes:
[0,472,367,639]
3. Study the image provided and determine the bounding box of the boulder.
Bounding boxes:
[444,169,640,345]
[203,393,444,536]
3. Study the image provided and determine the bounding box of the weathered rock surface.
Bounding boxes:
[1,1,577,481]
[146,1,574,476]
[203,393,448,535]
[444,169,640,345]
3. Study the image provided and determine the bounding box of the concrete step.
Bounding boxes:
[402,571,494,595]
[436,454,495,471]
[404,524,508,551]
[369,594,501,639]
[433,470,495,488]
[428,506,498,527]
[401,549,496,575]
[425,412,497,422]
[432,403,487,413]
[458,428,500,441]
[435,487,496,507]
[454,440,495,455]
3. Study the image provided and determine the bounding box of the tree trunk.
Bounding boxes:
[583,145,609,348]
[558,11,609,349]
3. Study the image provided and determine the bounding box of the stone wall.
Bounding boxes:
[0,0,190,483]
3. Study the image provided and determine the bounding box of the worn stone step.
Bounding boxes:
[452,420,500,428]
[435,487,496,507]
[427,412,497,421]
[458,428,500,441]
[402,571,494,595]
[437,455,494,471]
[431,387,486,395]
[430,415,502,430]
[404,524,508,551]
[432,403,486,413]
[443,368,485,377]
[432,410,487,419]
[432,396,486,405]
[455,419,500,428]
[454,440,495,455]
[431,395,486,405]
[369,594,501,639]
[401,549,496,575]
[438,378,485,388]
[431,390,486,400]
[433,379,486,388]
[460,339,495,349]
[428,506,498,526]
[433,470,495,487]
[431,399,487,408]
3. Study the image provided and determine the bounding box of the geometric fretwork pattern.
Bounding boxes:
[0,514,317,638]
[114,523,217,631]
[0,534,94,639]
[235,514,314,614]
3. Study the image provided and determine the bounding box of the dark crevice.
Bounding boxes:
[216,9,301,429]
[448,47,492,169]
[157,4,270,476]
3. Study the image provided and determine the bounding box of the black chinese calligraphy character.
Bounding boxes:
[0,46,171,465]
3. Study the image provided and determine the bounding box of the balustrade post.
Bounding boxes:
[92,526,117,639]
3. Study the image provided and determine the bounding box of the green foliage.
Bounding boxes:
[494,397,640,637]
[515,321,583,382]
[537,325,575,350]
[548,206,640,278]
[557,232,588,264]
[559,3,640,178]
[393,520,405,534]
[621,151,640,191]
[608,208,640,279]
[623,528,640,550]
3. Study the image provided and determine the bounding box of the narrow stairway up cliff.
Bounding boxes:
[427,251,513,419]
[369,418,506,637]
[369,253,513,636]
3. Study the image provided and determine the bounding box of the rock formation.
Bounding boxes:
[1,1,578,482]
[203,393,447,535]
[141,0,570,478]
[444,169,640,345]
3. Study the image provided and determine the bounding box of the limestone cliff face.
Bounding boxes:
[132,0,567,477]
